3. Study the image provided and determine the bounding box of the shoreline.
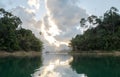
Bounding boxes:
[1,51,120,57]
[0,51,41,57]
[70,51,120,56]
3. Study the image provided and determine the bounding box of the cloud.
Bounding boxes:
[46,0,88,29]
[40,0,88,51]
[28,0,40,10]
[11,6,36,28]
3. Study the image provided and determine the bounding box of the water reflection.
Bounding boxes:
[0,57,41,77]
[71,55,120,77]
[32,53,87,77]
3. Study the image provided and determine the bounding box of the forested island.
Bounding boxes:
[70,7,120,52]
[0,8,43,53]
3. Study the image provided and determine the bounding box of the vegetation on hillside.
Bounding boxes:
[70,7,120,52]
[0,8,43,52]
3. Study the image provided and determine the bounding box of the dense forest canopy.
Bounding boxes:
[70,7,120,52]
[0,8,43,52]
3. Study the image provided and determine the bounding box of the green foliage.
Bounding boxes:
[70,7,120,52]
[0,8,43,52]
[16,28,43,51]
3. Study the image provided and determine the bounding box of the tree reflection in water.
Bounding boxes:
[71,55,120,77]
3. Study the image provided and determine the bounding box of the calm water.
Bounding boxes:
[0,53,120,77]
[0,57,41,77]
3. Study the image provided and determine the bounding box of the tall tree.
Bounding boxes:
[0,8,22,51]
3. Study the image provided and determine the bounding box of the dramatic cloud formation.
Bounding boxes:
[40,0,88,51]
[46,0,88,28]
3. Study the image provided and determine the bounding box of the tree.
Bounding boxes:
[0,8,43,52]
[16,28,43,51]
[70,7,120,52]
[0,8,22,51]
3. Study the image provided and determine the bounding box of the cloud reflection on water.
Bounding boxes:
[32,53,87,77]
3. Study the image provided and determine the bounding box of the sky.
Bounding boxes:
[0,0,120,51]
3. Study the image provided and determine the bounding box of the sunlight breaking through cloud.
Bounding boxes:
[39,0,88,51]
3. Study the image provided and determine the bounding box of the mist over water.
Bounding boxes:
[32,53,87,77]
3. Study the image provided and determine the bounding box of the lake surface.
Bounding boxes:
[0,57,41,77]
[0,53,120,77]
